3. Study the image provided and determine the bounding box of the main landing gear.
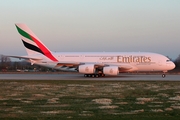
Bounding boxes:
[84,73,105,78]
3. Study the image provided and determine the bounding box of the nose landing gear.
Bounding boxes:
[162,74,166,78]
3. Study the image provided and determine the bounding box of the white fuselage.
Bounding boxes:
[33,52,175,73]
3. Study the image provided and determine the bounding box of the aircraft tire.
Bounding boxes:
[162,74,166,78]
[84,74,87,77]
[92,74,95,78]
[96,74,99,77]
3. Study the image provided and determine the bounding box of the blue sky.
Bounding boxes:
[0,0,180,59]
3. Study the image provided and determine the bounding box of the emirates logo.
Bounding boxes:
[85,67,89,72]
[110,69,113,74]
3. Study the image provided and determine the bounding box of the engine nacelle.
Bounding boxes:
[103,66,119,75]
[78,64,95,74]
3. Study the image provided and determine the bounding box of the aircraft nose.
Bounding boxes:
[166,61,175,70]
[170,61,175,70]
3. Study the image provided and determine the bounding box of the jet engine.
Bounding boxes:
[103,66,119,75]
[78,64,95,74]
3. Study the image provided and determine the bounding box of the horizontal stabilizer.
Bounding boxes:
[6,55,43,60]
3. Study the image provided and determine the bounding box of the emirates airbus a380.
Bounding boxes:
[9,24,175,78]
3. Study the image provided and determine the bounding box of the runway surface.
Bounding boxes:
[0,73,180,81]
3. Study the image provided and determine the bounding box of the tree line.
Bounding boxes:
[0,55,52,72]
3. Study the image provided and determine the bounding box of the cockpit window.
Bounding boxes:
[166,60,171,62]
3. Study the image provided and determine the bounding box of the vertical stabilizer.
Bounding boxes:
[15,23,58,62]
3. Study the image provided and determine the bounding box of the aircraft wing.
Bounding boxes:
[55,62,134,72]
[55,62,107,68]
[55,62,82,67]
[117,64,135,72]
